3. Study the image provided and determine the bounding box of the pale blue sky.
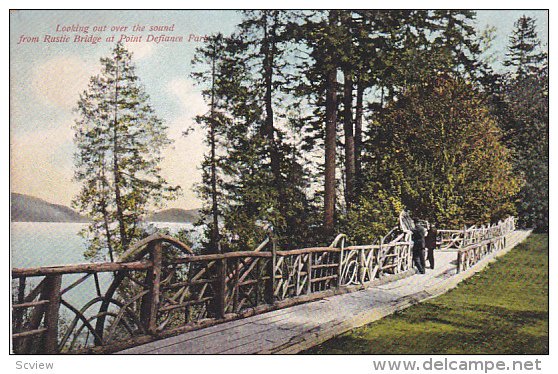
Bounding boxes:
[9,10,549,210]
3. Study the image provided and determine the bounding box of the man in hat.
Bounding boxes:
[411,220,427,274]
[425,223,438,269]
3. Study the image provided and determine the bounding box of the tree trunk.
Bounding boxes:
[112,59,128,250]
[100,159,115,262]
[354,78,364,192]
[209,42,221,254]
[263,11,285,209]
[323,12,339,236]
[343,71,356,211]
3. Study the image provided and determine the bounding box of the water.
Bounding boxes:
[11,222,199,322]
[11,222,198,268]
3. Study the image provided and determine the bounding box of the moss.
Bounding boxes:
[304,234,548,354]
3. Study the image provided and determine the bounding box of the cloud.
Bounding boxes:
[166,77,206,113]
[158,77,209,209]
[125,41,156,60]
[32,55,97,109]
[13,70,210,211]
[159,119,206,210]
[10,124,78,206]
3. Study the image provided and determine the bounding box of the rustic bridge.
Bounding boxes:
[11,216,527,354]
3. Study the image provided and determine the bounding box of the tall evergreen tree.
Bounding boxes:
[231,11,294,245]
[322,10,340,237]
[287,10,343,238]
[504,15,547,77]
[338,12,357,211]
[348,10,401,190]
[431,10,481,76]
[191,34,228,254]
[73,43,180,261]
[498,16,548,231]
[192,15,315,251]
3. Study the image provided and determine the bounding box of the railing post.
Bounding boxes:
[255,259,261,306]
[233,257,240,313]
[378,239,385,277]
[265,245,276,304]
[307,252,313,294]
[141,241,162,334]
[41,274,62,354]
[337,248,343,288]
[456,251,462,274]
[358,248,365,283]
[14,277,26,333]
[216,257,227,319]
[339,236,345,288]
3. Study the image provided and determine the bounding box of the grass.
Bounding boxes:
[304,233,548,354]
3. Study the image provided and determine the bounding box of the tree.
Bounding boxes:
[346,10,400,192]
[430,10,481,76]
[322,11,340,237]
[191,34,228,254]
[496,72,548,232]
[73,43,180,261]
[191,19,316,251]
[240,11,285,203]
[287,10,342,238]
[226,11,314,248]
[498,16,548,231]
[370,75,520,227]
[504,15,547,77]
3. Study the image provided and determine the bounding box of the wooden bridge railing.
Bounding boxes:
[455,216,516,273]
[11,228,412,354]
[438,216,516,250]
[11,217,515,354]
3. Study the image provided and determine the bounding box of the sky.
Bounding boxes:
[9,10,549,211]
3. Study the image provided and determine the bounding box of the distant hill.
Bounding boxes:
[11,193,89,222]
[11,192,200,224]
[147,208,200,224]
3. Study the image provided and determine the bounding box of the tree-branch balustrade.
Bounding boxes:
[438,217,515,250]
[456,233,507,273]
[11,217,515,354]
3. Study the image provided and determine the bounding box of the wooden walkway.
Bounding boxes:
[118,230,531,354]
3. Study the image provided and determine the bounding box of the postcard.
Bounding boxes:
[9,9,548,360]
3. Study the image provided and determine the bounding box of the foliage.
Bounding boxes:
[186,10,545,251]
[73,43,180,261]
[504,15,547,77]
[191,12,317,252]
[368,75,520,227]
[497,16,549,232]
[190,34,228,253]
[497,76,548,231]
[342,183,403,244]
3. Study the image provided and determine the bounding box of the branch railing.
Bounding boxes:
[455,216,516,273]
[11,216,515,354]
[438,216,516,250]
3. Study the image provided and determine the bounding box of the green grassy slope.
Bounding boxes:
[304,234,548,354]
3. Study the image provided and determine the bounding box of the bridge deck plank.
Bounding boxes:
[118,230,531,355]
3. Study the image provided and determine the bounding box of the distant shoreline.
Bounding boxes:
[11,192,200,224]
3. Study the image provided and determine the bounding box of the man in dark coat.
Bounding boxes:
[425,224,438,269]
[411,221,427,274]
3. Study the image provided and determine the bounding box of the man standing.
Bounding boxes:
[411,220,427,274]
[425,223,438,270]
